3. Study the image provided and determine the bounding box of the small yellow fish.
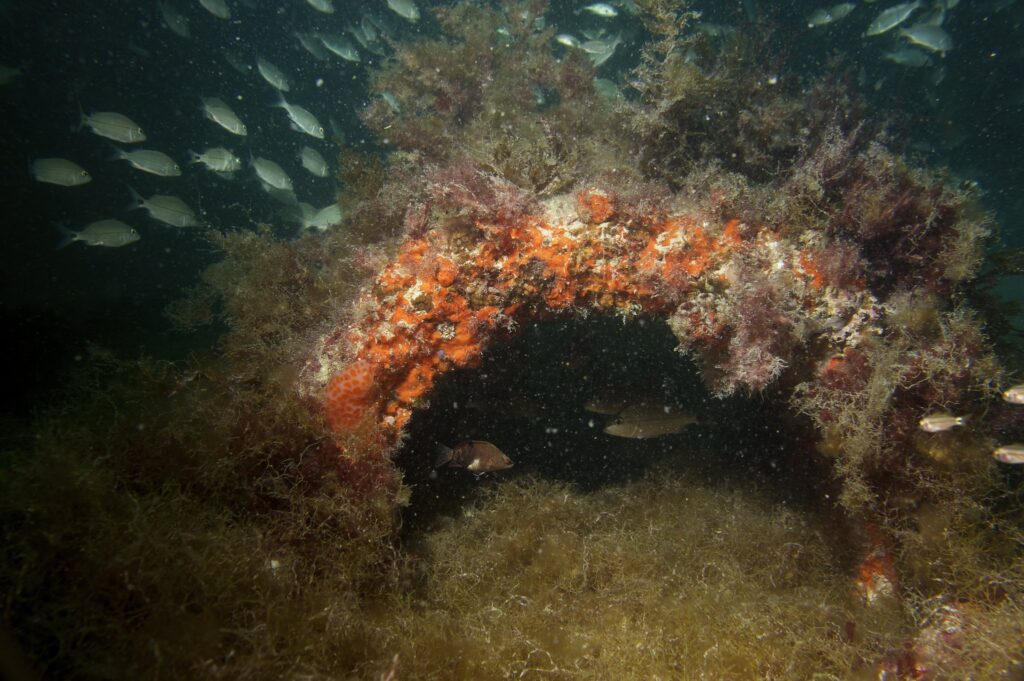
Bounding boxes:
[918,413,966,433]
[992,443,1024,465]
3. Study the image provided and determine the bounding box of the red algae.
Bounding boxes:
[856,538,899,604]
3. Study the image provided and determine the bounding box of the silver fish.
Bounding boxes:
[351,19,386,55]
[865,1,922,36]
[582,33,622,54]
[112,148,181,176]
[806,8,834,27]
[555,33,581,48]
[300,203,342,231]
[158,2,190,38]
[252,157,293,191]
[590,40,621,66]
[201,97,248,136]
[435,440,513,473]
[386,0,419,22]
[603,404,698,439]
[899,24,953,53]
[128,187,198,227]
[916,5,947,26]
[882,46,933,66]
[329,116,347,143]
[188,147,241,172]
[363,12,396,40]
[198,0,230,20]
[579,3,618,17]
[993,443,1024,465]
[256,57,290,92]
[57,220,139,249]
[319,34,361,62]
[382,91,401,114]
[261,182,297,206]
[222,48,251,76]
[348,22,369,48]
[32,158,91,186]
[80,110,146,143]
[298,146,329,177]
[360,15,378,42]
[305,0,334,13]
[830,2,855,20]
[580,37,614,54]
[918,412,966,433]
[294,31,330,60]
[1003,385,1024,404]
[273,94,325,139]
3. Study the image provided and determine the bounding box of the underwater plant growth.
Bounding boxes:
[2,0,1023,679]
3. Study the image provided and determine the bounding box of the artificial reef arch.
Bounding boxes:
[307,182,995,532]
[302,183,1006,646]
[316,187,843,452]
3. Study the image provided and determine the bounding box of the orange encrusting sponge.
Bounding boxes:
[321,190,806,439]
[324,361,377,433]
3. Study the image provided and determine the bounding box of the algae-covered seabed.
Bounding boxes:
[3,0,1024,678]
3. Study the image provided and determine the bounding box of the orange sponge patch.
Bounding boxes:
[576,188,615,224]
[324,362,378,433]
[326,194,756,439]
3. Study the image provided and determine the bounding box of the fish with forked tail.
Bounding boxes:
[918,413,966,433]
[435,441,513,473]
